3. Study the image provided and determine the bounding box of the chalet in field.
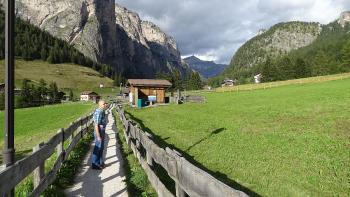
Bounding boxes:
[221,79,236,87]
[254,74,262,84]
[127,79,172,107]
[80,91,100,103]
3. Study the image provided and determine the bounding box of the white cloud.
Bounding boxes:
[117,0,350,64]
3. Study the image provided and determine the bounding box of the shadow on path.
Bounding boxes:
[65,109,128,197]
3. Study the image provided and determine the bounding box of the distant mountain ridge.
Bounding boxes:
[183,56,227,78]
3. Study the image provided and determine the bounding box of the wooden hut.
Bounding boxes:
[127,79,172,106]
[80,91,100,103]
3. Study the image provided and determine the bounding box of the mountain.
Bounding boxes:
[3,0,190,78]
[212,11,350,86]
[229,21,322,70]
[183,56,227,78]
[114,4,189,78]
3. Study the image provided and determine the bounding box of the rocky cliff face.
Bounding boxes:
[338,11,350,27]
[114,4,187,77]
[4,0,188,78]
[9,0,121,69]
[229,21,322,69]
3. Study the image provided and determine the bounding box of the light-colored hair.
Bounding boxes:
[98,100,106,108]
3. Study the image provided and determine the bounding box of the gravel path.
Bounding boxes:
[65,108,128,197]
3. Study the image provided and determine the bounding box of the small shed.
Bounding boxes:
[221,79,236,87]
[254,74,262,84]
[80,91,100,102]
[127,79,172,106]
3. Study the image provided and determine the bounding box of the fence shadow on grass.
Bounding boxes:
[185,127,226,152]
[125,111,262,197]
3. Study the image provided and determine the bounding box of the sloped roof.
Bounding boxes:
[127,79,172,87]
[81,91,99,96]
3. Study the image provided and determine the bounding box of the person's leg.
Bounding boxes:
[99,129,105,166]
[92,131,102,167]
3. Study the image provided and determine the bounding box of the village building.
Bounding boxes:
[127,79,172,107]
[254,74,262,84]
[80,91,100,103]
[221,79,236,87]
[0,83,21,95]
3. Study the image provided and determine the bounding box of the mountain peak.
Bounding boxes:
[183,56,227,78]
[184,55,202,62]
[338,11,350,27]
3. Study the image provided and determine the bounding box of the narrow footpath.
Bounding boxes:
[65,107,128,197]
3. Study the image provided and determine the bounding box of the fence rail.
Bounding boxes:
[116,105,248,197]
[0,112,94,196]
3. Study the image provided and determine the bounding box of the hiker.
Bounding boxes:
[91,100,108,170]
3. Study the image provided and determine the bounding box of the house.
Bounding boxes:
[254,74,262,84]
[221,79,236,87]
[0,83,5,92]
[127,79,172,106]
[0,83,22,95]
[80,91,100,103]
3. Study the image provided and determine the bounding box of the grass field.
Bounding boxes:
[126,78,350,196]
[0,59,114,93]
[216,72,350,93]
[0,102,95,162]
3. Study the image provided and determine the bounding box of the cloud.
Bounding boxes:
[117,0,350,64]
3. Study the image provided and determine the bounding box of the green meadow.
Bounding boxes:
[0,59,114,93]
[126,78,350,196]
[0,102,95,162]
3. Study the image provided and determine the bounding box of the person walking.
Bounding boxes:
[91,100,108,170]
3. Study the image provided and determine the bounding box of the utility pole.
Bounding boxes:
[3,0,15,196]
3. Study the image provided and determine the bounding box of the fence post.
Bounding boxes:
[169,149,186,197]
[176,184,186,197]
[57,128,65,161]
[79,118,83,138]
[33,142,45,189]
[145,132,154,166]
[69,122,75,142]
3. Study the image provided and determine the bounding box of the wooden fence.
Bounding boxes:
[116,105,248,197]
[0,112,94,196]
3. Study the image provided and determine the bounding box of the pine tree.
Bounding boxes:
[278,57,295,80]
[295,58,311,78]
[341,40,350,72]
[38,79,48,104]
[41,48,47,61]
[48,82,59,104]
[312,50,330,76]
[69,89,74,101]
[17,79,32,108]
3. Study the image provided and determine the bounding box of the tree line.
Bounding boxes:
[0,79,72,110]
[0,9,117,80]
[156,70,203,91]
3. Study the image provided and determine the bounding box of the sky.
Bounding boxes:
[117,0,350,64]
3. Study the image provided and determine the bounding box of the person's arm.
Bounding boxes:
[95,124,102,141]
[94,111,102,141]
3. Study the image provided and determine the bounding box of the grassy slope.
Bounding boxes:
[0,59,114,92]
[126,78,350,196]
[0,102,95,161]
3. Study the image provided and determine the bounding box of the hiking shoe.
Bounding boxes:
[91,164,103,170]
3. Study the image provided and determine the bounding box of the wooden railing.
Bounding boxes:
[0,112,94,196]
[116,105,248,197]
